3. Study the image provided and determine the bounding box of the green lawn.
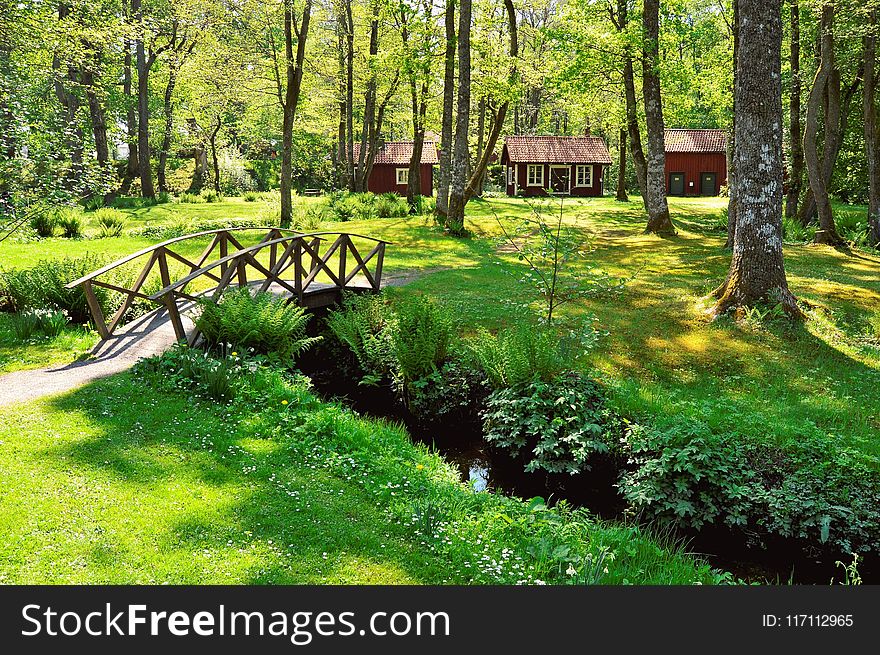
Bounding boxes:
[1,192,878,583]
[0,369,718,584]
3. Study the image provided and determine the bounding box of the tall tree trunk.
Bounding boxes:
[120,38,138,195]
[802,4,843,245]
[725,0,739,248]
[642,0,674,234]
[435,0,456,219]
[157,65,178,193]
[785,0,804,221]
[210,115,221,193]
[344,0,355,190]
[280,0,312,227]
[866,10,880,247]
[616,126,628,201]
[617,0,648,208]
[335,3,348,189]
[445,0,471,235]
[402,6,429,208]
[355,0,380,193]
[52,4,83,193]
[463,0,516,202]
[133,0,155,198]
[81,51,113,204]
[712,0,800,317]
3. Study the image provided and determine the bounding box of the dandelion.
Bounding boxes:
[231,351,238,357]
[416,464,425,471]
[281,400,289,405]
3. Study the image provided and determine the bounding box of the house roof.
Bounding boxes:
[502,136,612,164]
[352,141,439,165]
[664,129,727,153]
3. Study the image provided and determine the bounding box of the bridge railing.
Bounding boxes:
[65,227,390,342]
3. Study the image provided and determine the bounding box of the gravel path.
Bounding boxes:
[0,305,195,408]
[0,270,440,408]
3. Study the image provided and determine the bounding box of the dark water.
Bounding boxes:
[295,350,876,584]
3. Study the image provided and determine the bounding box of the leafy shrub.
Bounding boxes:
[129,218,194,241]
[469,324,568,389]
[481,372,620,475]
[111,196,158,209]
[391,295,453,384]
[94,208,126,238]
[83,196,105,211]
[218,149,258,195]
[180,192,204,204]
[618,420,880,556]
[156,191,171,204]
[30,211,56,238]
[408,357,489,426]
[9,308,69,339]
[375,193,409,218]
[135,345,240,402]
[0,255,109,323]
[10,311,40,339]
[243,191,259,202]
[413,194,436,215]
[782,217,812,242]
[57,209,84,238]
[201,190,223,203]
[325,292,396,384]
[196,287,320,359]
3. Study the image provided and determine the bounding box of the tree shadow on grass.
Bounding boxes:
[34,380,456,584]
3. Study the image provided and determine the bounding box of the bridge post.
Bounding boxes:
[83,281,110,339]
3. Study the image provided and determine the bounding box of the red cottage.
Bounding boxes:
[664,129,727,196]
[353,141,438,196]
[501,136,612,197]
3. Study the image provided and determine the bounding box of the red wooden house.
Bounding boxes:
[664,129,727,196]
[353,141,438,196]
[501,136,612,197]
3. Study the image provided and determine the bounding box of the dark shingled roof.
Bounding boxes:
[502,136,612,164]
[664,129,727,153]
[352,141,439,165]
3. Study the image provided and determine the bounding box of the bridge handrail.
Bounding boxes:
[145,231,391,301]
[64,226,306,289]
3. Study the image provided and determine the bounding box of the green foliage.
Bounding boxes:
[82,196,105,212]
[111,196,159,209]
[201,190,224,203]
[246,159,280,191]
[494,197,628,323]
[56,209,84,239]
[243,191,260,202]
[375,192,410,218]
[179,192,205,204]
[481,372,619,475]
[325,292,396,384]
[391,295,453,384]
[0,255,108,323]
[407,357,489,426]
[196,288,320,359]
[619,420,880,556]
[11,308,70,338]
[135,345,241,403]
[468,324,568,389]
[29,211,56,238]
[94,208,126,238]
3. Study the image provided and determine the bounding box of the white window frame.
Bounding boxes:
[396,167,409,185]
[575,165,593,187]
[508,166,516,186]
[526,164,544,187]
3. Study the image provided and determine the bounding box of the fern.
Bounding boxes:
[391,295,452,384]
[325,293,396,382]
[469,324,568,389]
[196,288,320,359]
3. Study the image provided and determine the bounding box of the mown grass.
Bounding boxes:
[0,371,719,584]
[0,313,98,373]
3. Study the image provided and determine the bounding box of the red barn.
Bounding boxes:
[501,136,612,197]
[664,129,727,196]
[353,141,438,196]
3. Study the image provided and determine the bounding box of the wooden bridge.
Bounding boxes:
[66,227,389,345]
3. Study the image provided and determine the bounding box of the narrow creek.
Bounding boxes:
[296,349,876,585]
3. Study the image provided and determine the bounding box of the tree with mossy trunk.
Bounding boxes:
[642,0,674,234]
[712,0,800,318]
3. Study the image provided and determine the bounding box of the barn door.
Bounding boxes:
[669,173,685,196]
[700,172,717,196]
